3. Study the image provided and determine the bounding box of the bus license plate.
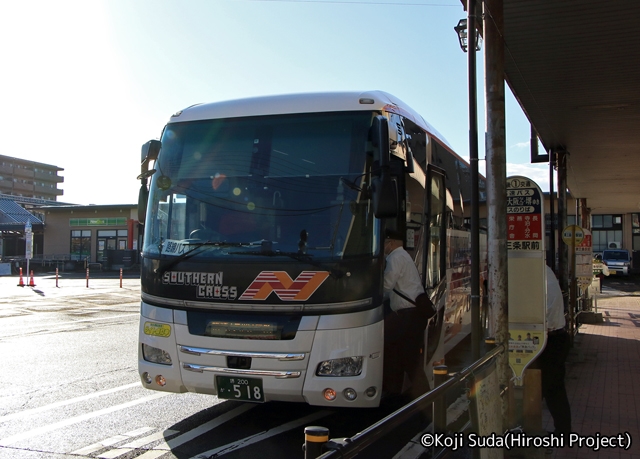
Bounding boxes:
[215,376,264,402]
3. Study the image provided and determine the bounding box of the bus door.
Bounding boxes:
[423,165,448,382]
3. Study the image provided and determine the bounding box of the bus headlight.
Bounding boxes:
[142,344,172,365]
[316,356,363,377]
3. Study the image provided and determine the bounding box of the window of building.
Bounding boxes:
[544,214,576,231]
[591,214,623,252]
[97,229,128,262]
[632,214,640,251]
[70,230,91,261]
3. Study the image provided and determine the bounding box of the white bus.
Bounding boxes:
[137,91,485,408]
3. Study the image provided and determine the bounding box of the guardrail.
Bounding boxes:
[1,257,85,275]
[304,343,505,459]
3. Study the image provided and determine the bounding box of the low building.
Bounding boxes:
[41,204,140,270]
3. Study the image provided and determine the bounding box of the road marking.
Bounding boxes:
[190,410,333,458]
[135,451,168,459]
[32,313,138,328]
[120,429,179,449]
[72,428,176,456]
[154,404,256,451]
[0,382,141,423]
[1,313,139,338]
[0,392,168,446]
[98,449,132,459]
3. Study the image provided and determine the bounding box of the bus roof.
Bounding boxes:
[168,90,453,151]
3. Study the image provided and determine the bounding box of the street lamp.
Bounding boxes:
[454,18,481,53]
[455,8,481,359]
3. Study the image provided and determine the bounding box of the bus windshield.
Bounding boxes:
[143,111,378,260]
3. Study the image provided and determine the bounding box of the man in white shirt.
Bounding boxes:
[384,234,426,312]
[382,230,431,398]
[538,265,572,435]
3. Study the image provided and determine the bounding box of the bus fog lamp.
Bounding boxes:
[323,388,337,401]
[316,356,363,377]
[142,372,152,385]
[365,386,377,398]
[142,344,172,365]
[343,388,357,401]
[155,375,166,387]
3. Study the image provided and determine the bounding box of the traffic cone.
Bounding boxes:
[29,270,36,287]
[17,267,24,287]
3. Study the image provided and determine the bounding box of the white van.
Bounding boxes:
[601,249,632,275]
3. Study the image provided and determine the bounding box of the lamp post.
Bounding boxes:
[455,18,482,53]
[455,2,482,360]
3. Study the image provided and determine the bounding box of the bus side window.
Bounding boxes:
[426,167,446,290]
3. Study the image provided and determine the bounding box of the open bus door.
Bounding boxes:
[423,165,448,387]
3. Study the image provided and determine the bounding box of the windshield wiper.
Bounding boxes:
[154,241,259,274]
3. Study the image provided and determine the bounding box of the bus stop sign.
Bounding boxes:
[506,176,547,385]
[562,225,584,246]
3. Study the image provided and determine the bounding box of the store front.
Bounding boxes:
[43,204,139,270]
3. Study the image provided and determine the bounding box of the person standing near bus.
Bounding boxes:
[382,230,431,399]
[539,265,572,435]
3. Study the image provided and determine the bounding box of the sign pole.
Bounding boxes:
[562,224,584,346]
[25,221,32,286]
[570,230,577,345]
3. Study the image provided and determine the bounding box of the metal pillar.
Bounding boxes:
[433,365,448,433]
[467,0,482,361]
[580,199,590,229]
[557,151,569,294]
[483,0,509,429]
[549,150,556,271]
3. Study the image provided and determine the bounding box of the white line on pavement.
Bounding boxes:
[133,450,168,459]
[0,382,141,423]
[120,429,179,449]
[70,428,175,456]
[190,410,333,458]
[154,404,256,451]
[0,392,168,447]
[1,313,139,337]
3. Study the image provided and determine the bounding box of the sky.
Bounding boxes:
[0,0,553,205]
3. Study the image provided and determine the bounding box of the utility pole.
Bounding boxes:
[483,0,510,428]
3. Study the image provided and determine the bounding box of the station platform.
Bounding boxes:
[421,276,640,459]
[542,276,640,458]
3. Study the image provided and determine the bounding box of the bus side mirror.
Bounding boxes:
[138,181,149,224]
[137,140,161,224]
[371,116,390,174]
[371,175,398,218]
[370,116,398,217]
[139,140,161,179]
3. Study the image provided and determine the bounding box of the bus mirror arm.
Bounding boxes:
[405,148,415,174]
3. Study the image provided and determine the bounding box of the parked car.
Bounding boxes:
[601,249,632,275]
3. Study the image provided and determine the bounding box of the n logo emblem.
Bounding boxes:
[239,271,330,301]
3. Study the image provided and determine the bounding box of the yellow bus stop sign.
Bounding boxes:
[562,225,584,246]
